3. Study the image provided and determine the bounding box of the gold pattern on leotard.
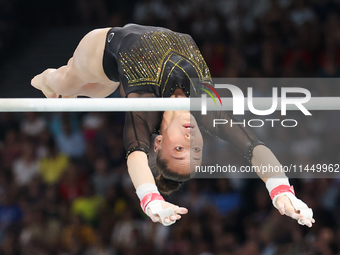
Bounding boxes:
[119,31,211,89]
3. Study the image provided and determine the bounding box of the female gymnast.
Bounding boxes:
[31,24,315,227]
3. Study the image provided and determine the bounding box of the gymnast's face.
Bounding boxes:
[155,112,203,175]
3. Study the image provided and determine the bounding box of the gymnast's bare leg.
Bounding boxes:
[31,28,120,98]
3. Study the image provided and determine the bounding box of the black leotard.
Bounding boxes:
[103,23,211,97]
[102,24,263,162]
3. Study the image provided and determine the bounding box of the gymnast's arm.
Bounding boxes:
[123,104,161,189]
[123,94,188,225]
[194,111,279,176]
[194,110,315,226]
[31,28,119,98]
[127,152,156,187]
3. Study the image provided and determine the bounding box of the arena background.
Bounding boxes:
[0,0,340,254]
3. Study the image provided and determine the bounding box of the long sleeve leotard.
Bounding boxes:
[102,24,263,163]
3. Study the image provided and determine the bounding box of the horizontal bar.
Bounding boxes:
[0,98,189,112]
[0,97,339,112]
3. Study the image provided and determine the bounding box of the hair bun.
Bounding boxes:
[155,175,181,195]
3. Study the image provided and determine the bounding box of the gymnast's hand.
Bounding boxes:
[31,69,60,98]
[147,201,188,226]
[276,194,315,227]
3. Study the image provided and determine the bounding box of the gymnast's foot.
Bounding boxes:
[31,69,60,98]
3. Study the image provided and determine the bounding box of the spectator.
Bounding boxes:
[91,156,117,197]
[71,184,104,226]
[85,233,116,255]
[41,185,64,221]
[0,192,22,243]
[61,214,96,252]
[111,209,140,250]
[0,129,22,169]
[56,115,86,158]
[19,209,61,252]
[20,113,46,138]
[0,233,20,255]
[82,112,105,142]
[59,163,87,203]
[39,137,69,185]
[209,179,242,216]
[12,141,39,187]
[0,113,19,142]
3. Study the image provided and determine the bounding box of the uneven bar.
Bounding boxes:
[0,97,339,112]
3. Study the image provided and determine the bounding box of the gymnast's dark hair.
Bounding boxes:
[155,150,190,195]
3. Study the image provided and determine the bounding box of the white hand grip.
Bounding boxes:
[157,207,176,226]
[285,193,313,225]
[274,192,313,225]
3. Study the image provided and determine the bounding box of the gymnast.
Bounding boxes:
[31,24,315,227]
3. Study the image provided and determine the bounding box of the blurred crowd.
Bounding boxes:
[0,109,338,255]
[0,0,340,254]
[2,0,340,79]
